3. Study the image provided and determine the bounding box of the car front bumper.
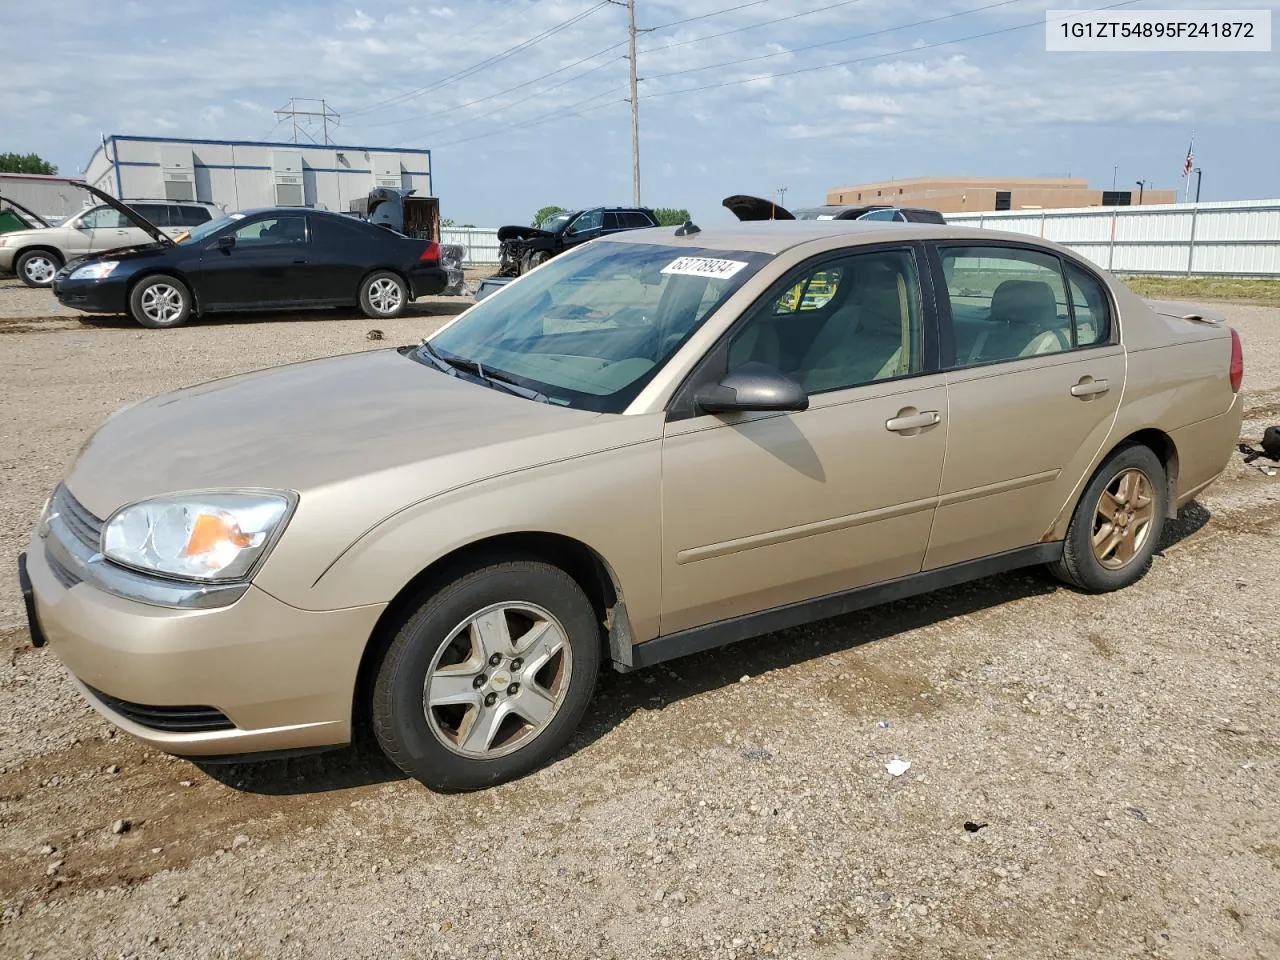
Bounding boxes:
[51,273,130,314]
[22,532,386,758]
[0,247,17,273]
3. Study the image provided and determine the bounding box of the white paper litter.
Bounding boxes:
[885,758,911,777]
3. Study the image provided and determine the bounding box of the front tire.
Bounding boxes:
[359,271,408,319]
[372,559,601,791]
[16,250,62,288]
[129,275,191,328]
[1050,444,1167,592]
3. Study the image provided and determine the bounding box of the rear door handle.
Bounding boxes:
[1070,377,1110,399]
[885,409,941,433]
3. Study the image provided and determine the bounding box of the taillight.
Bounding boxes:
[1229,326,1243,393]
[419,241,440,264]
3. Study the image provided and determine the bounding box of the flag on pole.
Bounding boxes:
[1182,140,1195,177]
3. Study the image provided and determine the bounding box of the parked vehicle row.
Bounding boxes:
[0,197,218,287]
[21,217,1243,792]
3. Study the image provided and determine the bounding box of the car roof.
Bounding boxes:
[602,220,1049,255]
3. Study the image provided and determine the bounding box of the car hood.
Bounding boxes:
[497,224,555,242]
[64,347,622,519]
[63,242,171,268]
[722,195,795,222]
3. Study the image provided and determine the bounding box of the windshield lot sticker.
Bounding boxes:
[661,257,749,280]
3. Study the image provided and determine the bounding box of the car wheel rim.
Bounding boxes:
[1092,467,1155,570]
[423,601,573,760]
[24,256,56,284]
[140,283,183,324]
[368,278,402,314]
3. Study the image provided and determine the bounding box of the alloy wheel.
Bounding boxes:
[23,255,57,285]
[368,277,403,315]
[1092,467,1156,569]
[423,601,572,759]
[139,283,184,325]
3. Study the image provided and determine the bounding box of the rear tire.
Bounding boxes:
[359,271,407,319]
[16,250,62,288]
[129,275,191,329]
[372,559,601,792]
[1050,444,1167,592]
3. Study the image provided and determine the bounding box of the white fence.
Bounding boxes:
[441,227,501,265]
[947,199,1280,277]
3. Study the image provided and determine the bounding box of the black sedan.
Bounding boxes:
[52,189,449,329]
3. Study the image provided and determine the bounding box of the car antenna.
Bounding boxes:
[674,219,701,237]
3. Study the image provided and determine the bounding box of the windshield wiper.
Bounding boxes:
[429,347,551,404]
[417,338,454,374]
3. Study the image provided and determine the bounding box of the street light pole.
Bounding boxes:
[1135,179,1145,205]
[1193,168,1203,203]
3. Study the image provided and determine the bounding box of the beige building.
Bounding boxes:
[826,176,1176,213]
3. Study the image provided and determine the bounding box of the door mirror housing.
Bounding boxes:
[695,362,809,414]
[213,235,235,253]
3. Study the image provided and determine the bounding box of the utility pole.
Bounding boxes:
[627,0,641,205]
[1111,165,1117,191]
[1135,179,1146,205]
[777,186,788,207]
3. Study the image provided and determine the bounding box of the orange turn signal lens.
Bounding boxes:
[183,512,253,557]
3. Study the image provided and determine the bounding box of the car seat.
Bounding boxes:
[798,263,908,391]
[970,279,1069,362]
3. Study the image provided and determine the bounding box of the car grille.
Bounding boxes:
[45,485,104,587]
[54,485,103,550]
[84,684,236,733]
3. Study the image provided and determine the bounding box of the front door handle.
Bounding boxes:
[1070,377,1110,399]
[885,409,941,433]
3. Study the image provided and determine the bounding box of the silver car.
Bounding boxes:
[0,199,219,287]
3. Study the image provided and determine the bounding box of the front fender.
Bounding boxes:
[296,428,665,642]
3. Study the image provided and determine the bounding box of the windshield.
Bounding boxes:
[177,212,245,245]
[541,212,574,232]
[425,240,771,412]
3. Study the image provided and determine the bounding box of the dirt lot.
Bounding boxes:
[1,278,1278,959]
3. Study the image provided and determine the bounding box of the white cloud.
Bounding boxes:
[836,95,905,115]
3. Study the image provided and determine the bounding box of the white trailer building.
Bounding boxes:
[83,135,433,214]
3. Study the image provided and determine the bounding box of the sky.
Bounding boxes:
[1,0,1277,225]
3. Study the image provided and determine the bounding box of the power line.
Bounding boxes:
[356,41,627,130]
[643,0,1023,83]
[648,0,773,30]
[430,88,626,149]
[344,1,612,119]
[355,0,796,133]
[421,0,1139,150]
[642,0,1142,100]
[639,0,866,54]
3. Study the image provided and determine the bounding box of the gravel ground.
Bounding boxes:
[1,284,1278,959]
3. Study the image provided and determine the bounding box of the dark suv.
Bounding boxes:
[496,206,658,277]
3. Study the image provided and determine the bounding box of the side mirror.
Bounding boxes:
[694,362,809,414]
[213,235,235,253]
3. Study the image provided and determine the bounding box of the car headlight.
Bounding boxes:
[102,492,294,582]
[69,260,120,281]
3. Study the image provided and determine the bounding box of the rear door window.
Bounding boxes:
[174,205,212,226]
[130,203,171,226]
[938,245,1074,366]
[1065,262,1112,346]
